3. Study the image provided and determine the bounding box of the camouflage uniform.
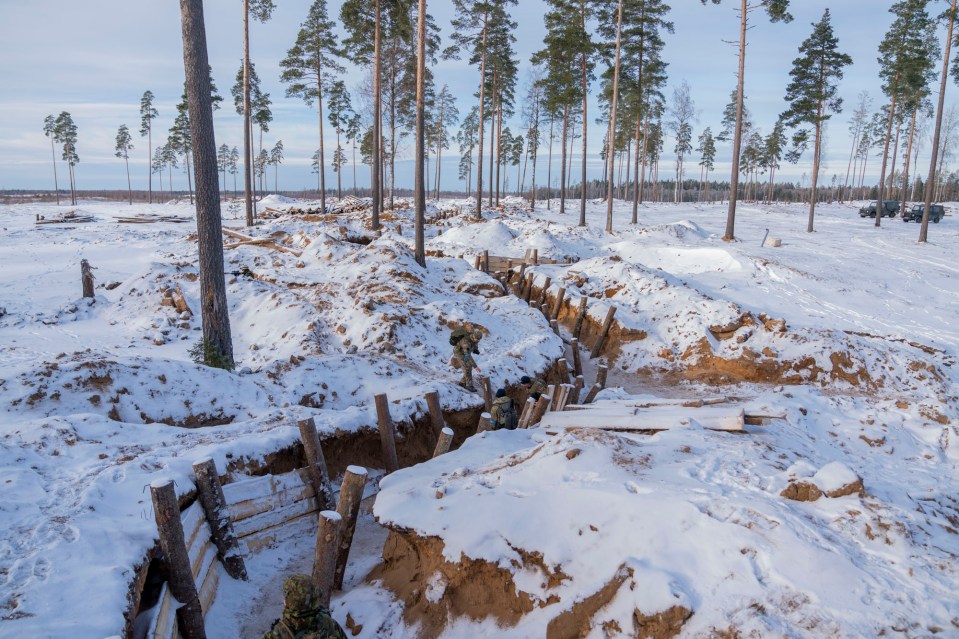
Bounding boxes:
[262,574,347,639]
[490,394,518,430]
[452,330,482,390]
[523,377,548,400]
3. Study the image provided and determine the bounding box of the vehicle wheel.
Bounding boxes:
[934,217,940,223]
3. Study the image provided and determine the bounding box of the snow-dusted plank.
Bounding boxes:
[227,479,316,523]
[148,583,176,639]
[222,467,312,509]
[233,494,318,539]
[189,535,216,582]
[196,547,220,613]
[539,405,744,432]
[242,509,317,555]
[181,502,207,555]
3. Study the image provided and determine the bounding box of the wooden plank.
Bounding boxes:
[242,508,317,555]
[227,476,315,523]
[539,405,745,432]
[196,548,220,613]
[189,536,215,582]
[233,494,318,539]
[149,584,176,639]
[181,502,206,553]
[223,468,313,513]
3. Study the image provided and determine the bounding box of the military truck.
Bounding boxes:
[901,203,944,223]
[859,200,900,218]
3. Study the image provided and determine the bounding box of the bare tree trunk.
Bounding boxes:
[900,105,918,215]
[724,0,748,240]
[372,0,383,229]
[579,4,589,227]
[875,87,898,228]
[414,0,426,268]
[921,0,957,242]
[547,116,554,210]
[496,96,503,205]
[318,54,327,213]
[474,13,488,219]
[560,104,569,215]
[530,101,539,211]
[807,95,824,233]
[180,0,234,368]
[489,78,496,207]
[604,0,624,234]
[125,155,132,205]
[242,0,253,226]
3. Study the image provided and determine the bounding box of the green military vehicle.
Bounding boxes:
[901,203,944,223]
[859,200,900,218]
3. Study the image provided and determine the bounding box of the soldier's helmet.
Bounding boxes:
[283,574,318,613]
[471,329,483,341]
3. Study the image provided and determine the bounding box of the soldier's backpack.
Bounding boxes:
[504,402,519,430]
[449,327,469,346]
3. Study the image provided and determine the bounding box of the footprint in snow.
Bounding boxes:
[33,557,51,581]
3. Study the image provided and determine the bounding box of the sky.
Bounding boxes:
[0,0,944,194]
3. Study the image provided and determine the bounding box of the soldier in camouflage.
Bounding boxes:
[262,574,347,639]
[490,388,518,430]
[520,375,548,400]
[451,328,483,391]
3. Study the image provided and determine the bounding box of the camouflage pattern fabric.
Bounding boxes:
[490,395,518,430]
[262,575,347,639]
[525,377,548,400]
[452,331,481,388]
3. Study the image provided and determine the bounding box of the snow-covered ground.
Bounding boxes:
[1,195,957,637]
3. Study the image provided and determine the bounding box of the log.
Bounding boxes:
[474,255,481,270]
[433,427,454,457]
[373,394,400,474]
[192,458,247,581]
[570,375,585,405]
[571,338,583,377]
[424,390,446,438]
[523,273,534,303]
[482,250,489,273]
[150,479,207,639]
[477,412,492,434]
[313,511,342,608]
[80,259,95,298]
[573,297,588,339]
[552,384,571,411]
[551,287,566,320]
[583,383,603,405]
[556,358,570,384]
[596,364,609,389]
[538,276,552,307]
[545,384,556,411]
[532,248,538,264]
[590,306,617,359]
[297,418,335,510]
[476,375,493,413]
[517,397,536,429]
[333,466,368,590]
[528,394,553,427]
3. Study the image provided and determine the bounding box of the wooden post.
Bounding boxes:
[583,383,603,405]
[527,394,552,426]
[81,259,95,298]
[589,306,617,359]
[333,466,368,590]
[433,426,454,457]
[571,338,583,377]
[313,510,342,607]
[397,224,402,235]
[532,248,538,264]
[373,394,400,474]
[538,276,552,307]
[551,384,568,411]
[550,319,560,336]
[517,397,535,429]
[596,363,609,389]
[424,390,445,438]
[523,273,534,303]
[573,297,588,339]
[473,255,481,270]
[192,458,247,581]
[482,249,489,273]
[297,418,335,510]
[551,287,566,320]
[150,479,207,639]
[514,263,527,296]
[476,375,493,413]
[570,375,585,404]
[545,384,556,409]
[477,412,492,433]
[523,248,531,264]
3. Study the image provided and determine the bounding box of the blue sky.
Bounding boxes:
[0,0,942,193]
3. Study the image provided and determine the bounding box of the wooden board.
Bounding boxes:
[539,404,745,433]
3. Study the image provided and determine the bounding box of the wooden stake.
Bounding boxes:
[333,466,368,590]
[532,248,538,264]
[538,276,552,307]
[571,338,583,377]
[545,384,556,410]
[517,397,535,428]
[150,479,207,639]
[552,384,571,411]
[313,510,342,608]
[570,375,585,404]
[433,427,454,457]
[523,273,534,303]
[528,394,552,426]
[373,394,400,474]
[477,375,493,413]
[473,255,481,270]
[81,259,95,298]
[556,358,570,384]
[477,412,492,433]
[583,383,603,405]
[192,458,247,581]
[573,297,588,339]
[297,418,335,510]
[551,287,566,320]
[482,249,489,273]
[596,363,609,389]
[424,390,445,438]
[589,306,617,359]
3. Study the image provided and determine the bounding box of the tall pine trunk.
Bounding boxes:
[875,86,899,228]
[579,2,589,227]
[474,13,488,219]
[317,53,327,212]
[604,0,624,234]
[372,0,383,229]
[414,0,426,267]
[547,116,554,209]
[900,105,918,215]
[242,0,253,226]
[724,0,748,241]
[146,126,152,204]
[180,0,234,369]
[125,155,132,204]
[560,104,569,215]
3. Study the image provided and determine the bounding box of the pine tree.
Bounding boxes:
[780,9,852,232]
[326,81,353,200]
[697,127,716,202]
[54,112,79,206]
[762,120,787,203]
[170,106,194,204]
[432,85,460,199]
[217,143,232,195]
[874,0,935,228]
[115,124,135,205]
[345,113,363,195]
[842,91,872,202]
[667,80,695,203]
[604,0,624,232]
[139,91,159,204]
[43,115,60,205]
[456,106,479,196]
[181,0,234,370]
[702,0,791,240]
[270,140,284,193]
[281,0,344,214]
[230,146,240,196]
[241,0,275,226]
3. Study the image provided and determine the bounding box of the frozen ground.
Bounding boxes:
[1,195,957,637]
